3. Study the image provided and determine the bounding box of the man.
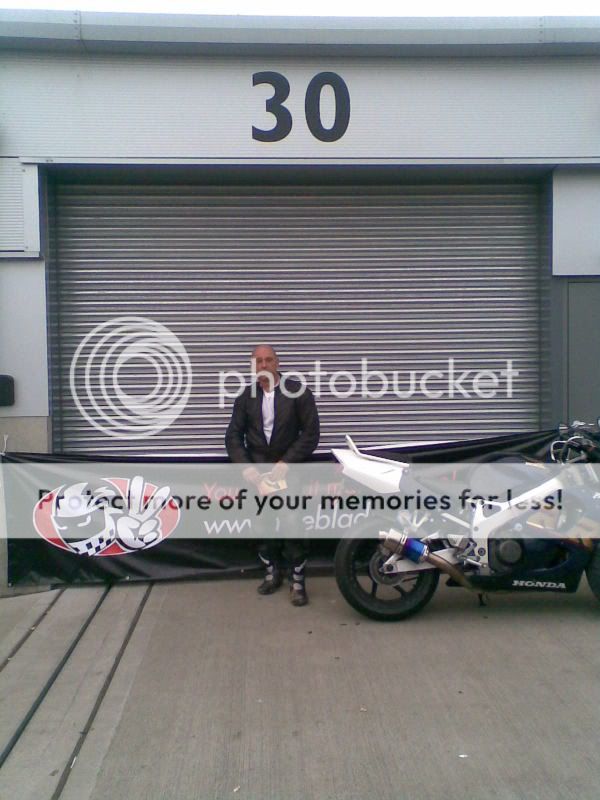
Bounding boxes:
[225,345,320,606]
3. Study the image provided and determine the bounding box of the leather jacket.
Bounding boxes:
[225,377,320,464]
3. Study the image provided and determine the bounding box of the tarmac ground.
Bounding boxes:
[0,575,599,800]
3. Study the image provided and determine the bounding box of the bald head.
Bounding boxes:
[251,344,277,359]
[251,344,279,390]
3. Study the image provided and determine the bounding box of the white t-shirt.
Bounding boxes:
[262,389,276,444]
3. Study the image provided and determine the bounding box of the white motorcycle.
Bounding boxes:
[332,426,600,621]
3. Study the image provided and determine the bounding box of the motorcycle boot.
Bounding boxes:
[289,559,308,606]
[257,554,283,595]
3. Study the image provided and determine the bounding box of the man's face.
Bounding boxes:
[252,346,279,390]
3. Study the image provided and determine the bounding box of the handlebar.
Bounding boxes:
[551,419,600,463]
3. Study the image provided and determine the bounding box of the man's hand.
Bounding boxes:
[242,466,261,485]
[270,461,289,482]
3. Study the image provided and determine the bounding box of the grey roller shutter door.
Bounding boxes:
[50,183,541,456]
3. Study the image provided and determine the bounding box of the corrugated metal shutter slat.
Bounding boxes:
[51,183,541,455]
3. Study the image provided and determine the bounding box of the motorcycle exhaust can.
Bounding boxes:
[380,530,429,562]
[380,530,474,590]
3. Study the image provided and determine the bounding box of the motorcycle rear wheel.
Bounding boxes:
[334,538,439,621]
[586,545,600,603]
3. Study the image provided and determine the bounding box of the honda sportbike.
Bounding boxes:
[332,422,600,620]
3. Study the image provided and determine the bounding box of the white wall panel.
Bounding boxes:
[0,160,40,257]
[2,53,600,161]
[553,168,600,275]
[0,160,24,251]
[0,259,49,416]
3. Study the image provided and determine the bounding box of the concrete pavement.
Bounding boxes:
[0,576,598,800]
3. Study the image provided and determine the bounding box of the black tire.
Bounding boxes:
[334,537,439,621]
[586,545,600,602]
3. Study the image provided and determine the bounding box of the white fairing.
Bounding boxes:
[331,448,407,494]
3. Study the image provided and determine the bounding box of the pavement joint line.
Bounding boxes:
[0,588,67,675]
[0,585,112,771]
[49,582,154,800]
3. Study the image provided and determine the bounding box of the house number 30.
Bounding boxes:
[252,71,351,143]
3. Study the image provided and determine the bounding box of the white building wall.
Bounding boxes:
[0,259,49,418]
[2,52,600,161]
[553,168,600,275]
[1,47,600,455]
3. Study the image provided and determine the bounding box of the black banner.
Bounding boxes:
[3,429,558,586]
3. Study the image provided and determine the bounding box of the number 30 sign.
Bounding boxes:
[252,71,351,143]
